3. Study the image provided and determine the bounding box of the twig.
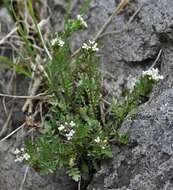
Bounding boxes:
[102,98,111,106]
[93,0,130,41]
[20,166,30,190]
[78,176,81,190]
[22,77,42,113]
[0,93,52,99]
[0,70,16,137]
[39,102,44,125]
[0,109,12,138]
[126,6,142,26]
[99,69,117,80]
[98,6,142,39]
[149,49,163,69]
[0,19,49,56]
[22,55,46,113]
[0,123,26,143]
[36,20,52,60]
[71,0,130,57]
[0,27,18,45]
[2,97,8,116]
[37,20,52,60]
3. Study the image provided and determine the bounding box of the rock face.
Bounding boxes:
[87,0,173,188]
[88,89,173,190]
[1,0,173,189]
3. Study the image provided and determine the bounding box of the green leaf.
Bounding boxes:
[81,160,89,180]
[0,56,31,78]
[67,167,81,182]
[80,0,93,15]
[102,148,113,158]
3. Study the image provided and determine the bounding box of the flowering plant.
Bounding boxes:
[11,9,163,187]
[113,68,164,126]
[24,15,125,183]
[2,1,162,188]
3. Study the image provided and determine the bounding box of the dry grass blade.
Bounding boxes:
[93,0,130,41]
[0,27,18,45]
[98,6,142,39]
[0,123,26,143]
[149,49,163,69]
[0,108,12,139]
[20,166,30,190]
[0,93,53,100]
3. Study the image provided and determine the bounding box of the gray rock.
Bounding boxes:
[1,0,173,189]
[138,0,173,43]
[88,89,173,190]
[85,1,173,184]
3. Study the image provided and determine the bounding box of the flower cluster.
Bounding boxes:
[14,148,30,162]
[77,15,87,28]
[66,130,75,140]
[82,40,99,52]
[58,121,76,140]
[94,137,101,143]
[127,76,138,93]
[69,157,75,167]
[51,37,65,47]
[142,68,164,81]
[94,137,108,150]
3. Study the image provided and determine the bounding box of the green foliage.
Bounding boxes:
[24,13,161,183]
[0,56,31,78]
[25,16,120,182]
[2,0,43,77]
[80,0,93,15]
[5,1,161,185]
[112,75,156,126]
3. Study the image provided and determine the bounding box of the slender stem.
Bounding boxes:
[0,93,53,99]
[37,23,52,60]
[20,166,30,190]
[78,176,81,190]
[93,0,130,41]
[0,123,26,143]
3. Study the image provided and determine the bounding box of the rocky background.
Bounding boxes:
[0,0,173,189]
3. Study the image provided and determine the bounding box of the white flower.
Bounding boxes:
[82,43,90,50]
[91,42,99,52]
[51,38,57,46]
[14,148,20,155]
[48,169,54,173]
[14,148,30,163]
[77,80,83,87]
[57,38,65,47]
[94,137,101,143]
[102,146,106,150]
[69,121,76,127]
[82,40,99,52]
[142,68,164,81]
[77,15,87,28]
[15,156,24,162]
[58,124,65,131]
[51,37,65,47]
[69,158,75,167]
[66,130,75,140]
[127,77,139,93]
[23,153,31,160]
